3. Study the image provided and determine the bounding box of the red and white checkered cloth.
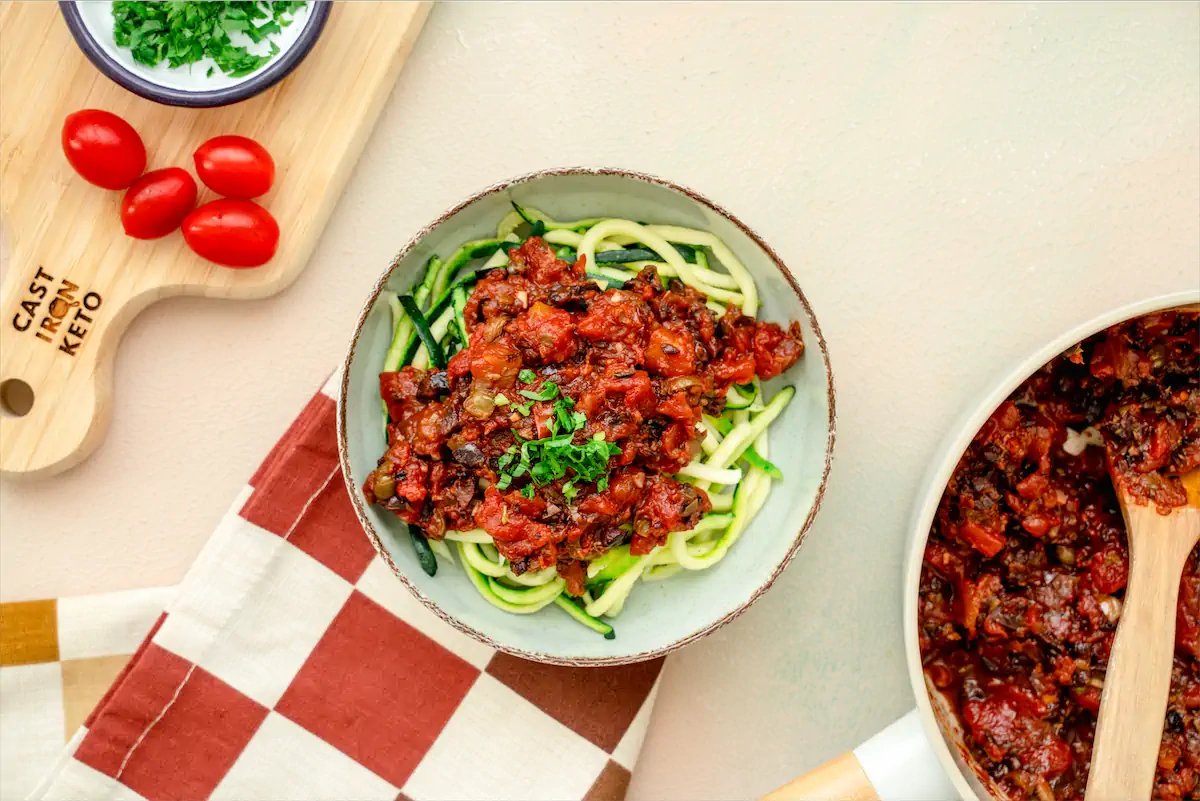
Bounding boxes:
[29,375,662,801]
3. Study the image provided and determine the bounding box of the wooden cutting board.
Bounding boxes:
[0,1,430,478]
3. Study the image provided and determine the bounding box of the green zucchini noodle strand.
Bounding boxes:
[705,299,727,316]
[644,225,758,316]
[691,250,739,289]
[628,259,740,291]
[577,220,706,294]
[542,229,627,253]
[443,528,493,543]
[585,548,658,617]
[506,566,559,586]
[496,210,524,239]
[461,541,507,577]
[497,205,604,239]
[694,387,793,492]
[481,234,518,269]
[459,542,565,614]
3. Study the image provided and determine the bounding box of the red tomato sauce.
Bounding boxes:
[919,311,1199,800]
[364,237,804,594]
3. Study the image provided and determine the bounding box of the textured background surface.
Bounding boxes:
[2,3,1197,799]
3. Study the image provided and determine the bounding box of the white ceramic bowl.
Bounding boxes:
[61,1,329,107]
[337,168,836,666]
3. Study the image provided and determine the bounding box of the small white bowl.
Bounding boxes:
[337,168,837,666]
[61,1,329,107]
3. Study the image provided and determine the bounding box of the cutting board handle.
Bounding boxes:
[0,250,131,477]
[0,1,431,478]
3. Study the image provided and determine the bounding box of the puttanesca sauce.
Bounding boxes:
[920,310,1199,800]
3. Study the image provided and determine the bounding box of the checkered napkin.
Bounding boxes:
[8,376,662,801]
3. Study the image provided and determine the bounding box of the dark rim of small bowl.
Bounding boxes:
[58,1,331,108]
[336,167,839,667]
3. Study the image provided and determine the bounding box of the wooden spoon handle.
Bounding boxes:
[762,753,879,801]
[1085,505,1199,801]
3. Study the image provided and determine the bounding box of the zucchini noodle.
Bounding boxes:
[585,548,658,617]
[623,260,738,290]
[707,491,735,512]
[443,528,493,543]
[427,538,455,564]
[505,566,559,587]
[677,461,743,485]
[497,205,604,239]
[645,224,758,316]
[412,306,456,369]
[381,204,797,638]
[488,575,566,605]
[461,541,508,577]
[542,229,628,253]
[578,220,709,297]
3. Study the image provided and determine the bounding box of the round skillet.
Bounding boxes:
[766,289,1199,801]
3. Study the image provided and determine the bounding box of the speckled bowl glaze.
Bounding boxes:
[337,168,836,666]
[60,1,330,108]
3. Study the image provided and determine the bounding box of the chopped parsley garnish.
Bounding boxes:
[518,369,537,384]
[111,2,308,78]
[494,396,620,501]
[494,393,510,406]
[519,381,559,402]
[546,396,586,437]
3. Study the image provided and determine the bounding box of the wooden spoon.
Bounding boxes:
[1085,468,1200,801]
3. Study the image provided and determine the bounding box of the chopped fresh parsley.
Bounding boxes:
[548,397,586,437]
[111,2,308,78]
[519,381,559,402]
[494,393,510,406]
[493,397,620,502]
[518,369,536,384]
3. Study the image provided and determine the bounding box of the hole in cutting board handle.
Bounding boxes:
[0,378,34,417]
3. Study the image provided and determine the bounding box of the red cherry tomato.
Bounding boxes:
[121,168,198,240]
[182,199,279,268]
[193,135,275,198]
[61,109,146,190]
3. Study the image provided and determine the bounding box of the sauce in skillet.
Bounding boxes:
[919,310,1199,800]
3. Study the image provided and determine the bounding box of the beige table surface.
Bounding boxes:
[2,3,1197,799]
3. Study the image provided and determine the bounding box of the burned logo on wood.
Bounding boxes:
[11,267,102,356]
